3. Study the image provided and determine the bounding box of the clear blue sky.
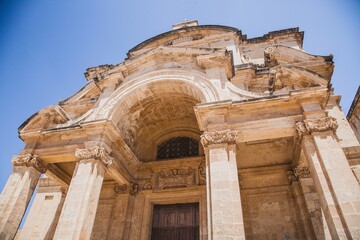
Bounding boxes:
[0,0,359,202]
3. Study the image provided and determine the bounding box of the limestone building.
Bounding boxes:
[348,86,360,142]
[1,20,360,240]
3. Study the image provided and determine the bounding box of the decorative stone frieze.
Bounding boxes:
[154,167,196,189]
[200,129,238,147]
[75,145,113,167]
[114,183,139,195]
[11,154,48,173]
[295,116,338,139]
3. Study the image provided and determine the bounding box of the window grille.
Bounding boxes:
[157,137,199,160]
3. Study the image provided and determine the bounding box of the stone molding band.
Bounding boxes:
[295,116,338,138]
[11,154,48,173]
[200,129,238,147]
[75,145,113,167]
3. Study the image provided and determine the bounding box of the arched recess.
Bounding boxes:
[100,69,217,162]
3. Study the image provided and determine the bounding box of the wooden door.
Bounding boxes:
[151,203,199,240]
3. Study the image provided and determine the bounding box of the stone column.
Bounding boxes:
[201,130,245,240]
[17,177,66,240]
[53,146,112,240]
[296,116,360,239]
[296,170,331,240]
[0,154,47,240]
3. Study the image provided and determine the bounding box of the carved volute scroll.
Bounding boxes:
[75,145,113,167]
[295,116,338,140]
[11,154,48,173]
[200,129,238,147]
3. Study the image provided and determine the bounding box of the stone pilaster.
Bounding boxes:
[201,129,245,240]
[296,116,360,239]
[53,145,112,240]
[0,154,47,240]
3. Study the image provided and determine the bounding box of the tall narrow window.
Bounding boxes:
[157,137,199,160]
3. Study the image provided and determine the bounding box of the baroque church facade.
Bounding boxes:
[1,20,360,240]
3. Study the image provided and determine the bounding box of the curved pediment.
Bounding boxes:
[128,25,240,57]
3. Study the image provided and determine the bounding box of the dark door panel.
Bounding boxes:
[151,203,199,240]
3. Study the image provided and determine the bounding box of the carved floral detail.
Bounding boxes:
[75,146,113,167]
[200,129,238,147]
[294,167,310,179]
[295,117,338,139]
[199,166,206,185]
[304,117,338,133]
[154,167,196,189]
[11,154,48,173]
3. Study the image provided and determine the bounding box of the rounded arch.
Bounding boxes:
[96,69,216,162]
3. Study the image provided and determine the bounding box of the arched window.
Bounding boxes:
[157,137,199,160]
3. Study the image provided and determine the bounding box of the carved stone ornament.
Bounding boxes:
[304,117,338,133]
[154,167,196,189]
[286,170,298,184]
[294,167,311,179]
[198,166,206,185]
[295,116,338,139]
[75,145,113,167]
[11,154,48,173]
[114,183,139,195]
[200,129,238,147]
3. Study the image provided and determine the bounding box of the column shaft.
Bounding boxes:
[0,166,41,240]
[303,133,360,239]
[17,177,65,240]
[53,159,105,240]
[207,144,245,239]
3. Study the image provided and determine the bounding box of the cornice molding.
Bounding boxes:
[75,145,113,167]
[200,129,238,147]
[11,154,48,173]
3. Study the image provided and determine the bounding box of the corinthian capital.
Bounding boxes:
[304,116,338,133]
[200,129,238,147]
[75,145,113,167]
[295,116,338,139]
[11,154,48,173]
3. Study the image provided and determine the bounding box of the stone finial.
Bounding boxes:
[295,116,338,139]
[11,154,48,173]
[200,129,238,147]
[75,145,113,167]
